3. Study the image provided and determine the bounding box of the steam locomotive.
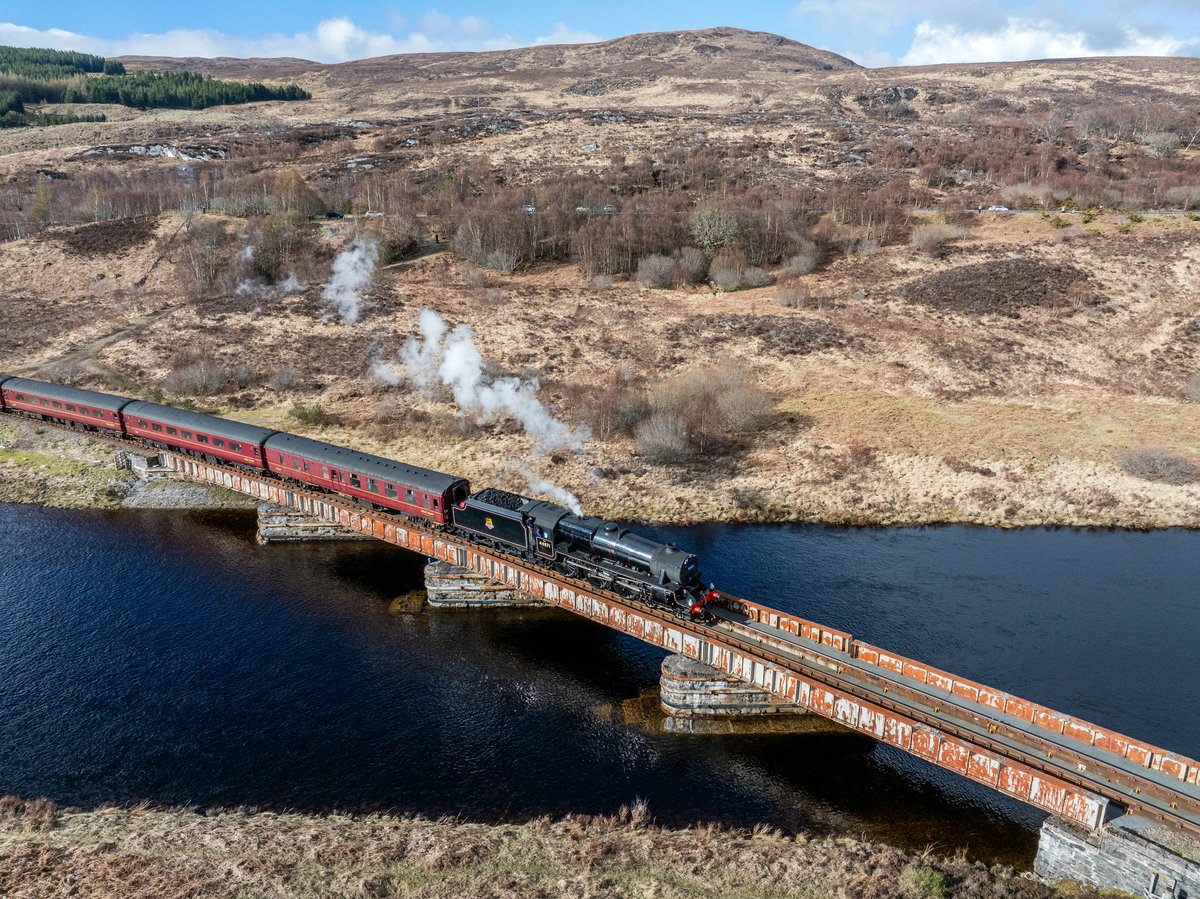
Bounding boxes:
[0,375,717,619]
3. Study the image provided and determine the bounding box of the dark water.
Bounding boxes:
[1,505,1196,866]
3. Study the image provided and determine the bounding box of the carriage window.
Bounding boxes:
[433,499,439,509]
[386,484,397,499]
[52,401,62,409]
[293,457,301,470]
[213,439,224,448]
[137,419,148,427]
[152,424,163,432]
[330,470,341,482]
[65,404,77,412]
[423,495,431,509]
[349,474,361,488]
[93,410,104,418]
[321,466,329,478]
[229,442,241,453]
[302,461,309,472]
[40,399,49,406]
[181,431,192,440]
[13,393,23,401]
[367,479,379,493]
[404,489,415,502]
[78,406,89,415]
[166,428,177,436]
[197,435,209,444]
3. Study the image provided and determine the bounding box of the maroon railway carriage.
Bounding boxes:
[0,377,133,433]
[120,400,276,469]
[264,432,468,526]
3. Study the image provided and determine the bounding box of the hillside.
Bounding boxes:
[0,28,1197,528]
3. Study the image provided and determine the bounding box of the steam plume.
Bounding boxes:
[322,238,378,324]
[519,467,583,515]
[383,309,586,454]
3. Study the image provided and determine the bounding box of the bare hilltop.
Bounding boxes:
[0,27,1198,528]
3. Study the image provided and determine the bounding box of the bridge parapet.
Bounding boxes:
[147,450,1199,838]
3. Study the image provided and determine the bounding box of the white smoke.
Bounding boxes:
[322,238,378,324]
[389,308,587,454]
[519,467,583,515]
[370,359,401,386]
[239,244,254,262]
[235,272,306,299]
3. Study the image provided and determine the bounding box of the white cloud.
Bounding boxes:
[532,23,602,46]
[0,15,601,64]
[902,17,1194,65]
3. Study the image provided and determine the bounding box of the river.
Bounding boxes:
[1,504,1196,866]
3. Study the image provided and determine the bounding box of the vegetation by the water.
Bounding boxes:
[0,796,1134,898]
[0,44,309,127]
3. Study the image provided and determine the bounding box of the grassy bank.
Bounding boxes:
[0,798,1132,899]
[0,418,132,508]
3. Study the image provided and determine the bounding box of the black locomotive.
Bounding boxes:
[451,487,716,618]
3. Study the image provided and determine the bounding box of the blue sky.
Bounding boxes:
[1,1,1198,67]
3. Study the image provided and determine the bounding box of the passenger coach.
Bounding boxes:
[264,432,469,525]
[0,377,133,433]
[120,401,276,469]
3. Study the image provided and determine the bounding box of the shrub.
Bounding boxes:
[774,286,810,309]
[636,413,691,464]
[459,263,486,288]
[710,248,748,291]
[1117,448,1200,485]
[163,360,229,396]
[717,386,774,435]
[228,362,256,389]
[288,402,331,427]
[676,246,709,284]
[267,365,302,391]
[689,205,740,252]
[897,863,947,899]
[484,249,517,273]
[786,240,821,275]
[910,222,964,257]
[637,254,675,288]
[743,266,771,288]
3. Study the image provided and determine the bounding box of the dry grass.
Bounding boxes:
[0,801,1107,899]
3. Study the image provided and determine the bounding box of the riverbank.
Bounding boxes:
[2,413,1198,528]
[0,798,1122,899]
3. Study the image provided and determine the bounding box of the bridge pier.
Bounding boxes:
[1036,815,1200,897]
[115,449,171,480]
[424,560,539,608]
[659,654,823,734]
[256,505,372,543]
